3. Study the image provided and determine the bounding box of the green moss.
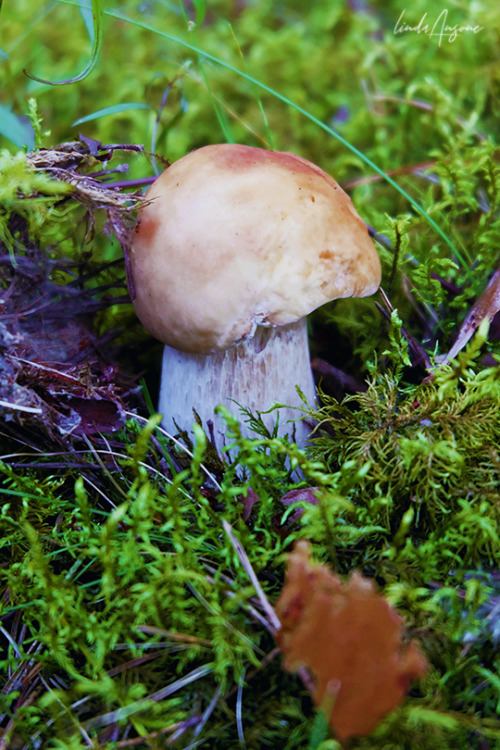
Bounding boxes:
[0,148,73,260]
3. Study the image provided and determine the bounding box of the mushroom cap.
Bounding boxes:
[129,144,381,354]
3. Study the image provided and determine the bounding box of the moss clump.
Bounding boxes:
[308,335,500,577]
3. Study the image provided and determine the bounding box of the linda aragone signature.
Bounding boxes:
[394,8,483,46]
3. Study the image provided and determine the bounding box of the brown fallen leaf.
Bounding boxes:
[275,541,428,742]
[279,487,319,526]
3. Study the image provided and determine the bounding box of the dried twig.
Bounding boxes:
[443,265,500,362]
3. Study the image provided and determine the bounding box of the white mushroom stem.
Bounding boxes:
[158,318,316,450]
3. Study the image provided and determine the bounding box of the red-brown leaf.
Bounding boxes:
[275,541,428,741]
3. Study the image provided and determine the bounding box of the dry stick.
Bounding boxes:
[222,519,281,633]
[444,265,500,362]
[221,522,316,694]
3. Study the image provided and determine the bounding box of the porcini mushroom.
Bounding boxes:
[129,144,381,448]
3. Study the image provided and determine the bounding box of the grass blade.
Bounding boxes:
[24,0,103,85]
[0,104,35,149]
[72,102,152,126]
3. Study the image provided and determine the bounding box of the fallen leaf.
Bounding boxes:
[275,541,428,742]
[239,486,260,522]
[279,487,319,525]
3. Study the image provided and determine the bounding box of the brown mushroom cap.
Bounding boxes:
[130,144,381,354]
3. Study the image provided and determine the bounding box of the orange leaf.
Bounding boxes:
[275,541,428,741]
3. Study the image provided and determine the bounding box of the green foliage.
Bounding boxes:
[0,148,73,261]
[27,96,52,148]
[410,137,500,336]
[2,395,500,747]
[320,134,500,365]
[0,421,320,747]
[308,326,500,576]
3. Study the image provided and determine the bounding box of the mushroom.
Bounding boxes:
[129,144,381,448]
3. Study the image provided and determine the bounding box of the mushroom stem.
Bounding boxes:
[158,318,316,449]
